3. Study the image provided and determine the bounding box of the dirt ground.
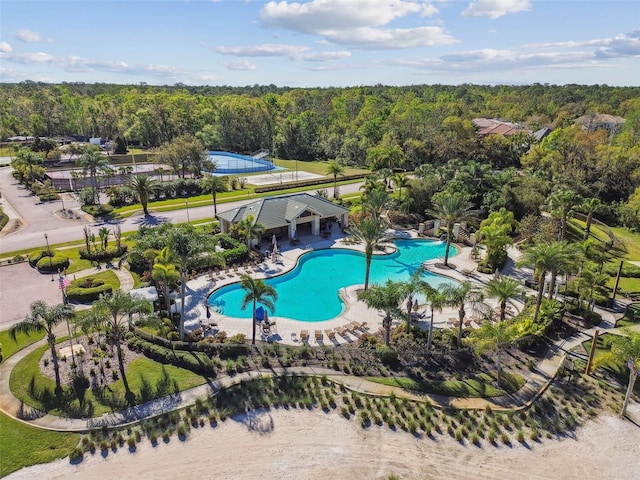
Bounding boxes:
[6,403,639,480]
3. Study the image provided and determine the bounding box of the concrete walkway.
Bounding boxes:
[0,301,634,432]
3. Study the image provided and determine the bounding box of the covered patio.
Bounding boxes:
[216,193,349,243]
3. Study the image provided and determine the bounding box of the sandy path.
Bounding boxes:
[6,405,639,480]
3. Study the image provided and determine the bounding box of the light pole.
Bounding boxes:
[44,233,54,281]
[59,188,65,212]
[186,199,190,223]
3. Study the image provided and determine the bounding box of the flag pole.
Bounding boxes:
[59,269,76,368]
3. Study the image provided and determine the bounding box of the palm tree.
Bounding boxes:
[573,265,609,314]
[361,188,394,223]
[595,328,640,417]
[441,281,485,347]
[424,284,448,351]
[345,217,391,290]
[326,161,345,199]
[201,174,228,217]
[98,226,110,250]
[426,190,477,267]
[400,269,428,331]
[391,172,410,203]
[579,197,606,240]
[167,225,211,340]
[10,301,74,395]
[359,175,385,195]
[78,148,110,206]
[484,276,522,322]
[152,261,180,315]
[232,215,266,249]
[130,174,158,216]
[517,241,579,322]
[357,280,404,346]
[12,147,43,182]
[92,290,150,402]
[547,187,581,241]
[239,274,278,345]
[466,320,520,387]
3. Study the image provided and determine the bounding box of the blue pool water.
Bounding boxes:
[208,239,456,322]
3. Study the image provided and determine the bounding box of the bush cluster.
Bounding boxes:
[65,278,113,302]
[35,254,70,272]
[128,336,216,375]
[81,204,114,217]
[79,245,128,262]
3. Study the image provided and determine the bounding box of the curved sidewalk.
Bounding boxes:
[0,303,630,433]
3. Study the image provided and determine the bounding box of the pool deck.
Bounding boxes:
[183,230,516,346]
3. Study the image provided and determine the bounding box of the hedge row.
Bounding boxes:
[65,281,113,302]
[134,327,251,359]
[0,208,9,231]
[253,173,368,193]
[79,245,128,262]
[127,336,217,376]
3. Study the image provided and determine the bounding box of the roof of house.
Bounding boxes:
[477,123,528,137]
[532,127,553,141]
[473,118,530,137]
[574,113,625,126]
[216,193,349,229]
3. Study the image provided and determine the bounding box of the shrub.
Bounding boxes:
[79,245,128,262]
[65,279,113,302]
[82,204,115,217]
[35,254,70,272]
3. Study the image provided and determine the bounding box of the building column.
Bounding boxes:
[312,216,320,235]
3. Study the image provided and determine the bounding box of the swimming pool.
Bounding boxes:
[206,151,278,174]
[208,239,456,322]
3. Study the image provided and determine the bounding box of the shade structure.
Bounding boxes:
[255,306,265,322]
[130,286,158,302]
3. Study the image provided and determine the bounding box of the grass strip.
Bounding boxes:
[0,411,79,478]
[366,372,525,398]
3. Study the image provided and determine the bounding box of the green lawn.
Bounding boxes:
[0,329,44,362]
[10,344,208,417]
[367,372,525,398]
[583,333,640,394]
[70,269,120,289]
[610,226,640,260]
[0,411,79,478]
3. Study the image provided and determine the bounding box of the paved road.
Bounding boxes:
[0,165,364,255]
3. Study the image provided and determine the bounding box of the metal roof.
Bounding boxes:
[217,193,349,229]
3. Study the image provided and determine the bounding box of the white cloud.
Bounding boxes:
[260,0,424,33]
[2,50,186,78]
[15,29,51,42]
[395,47,605,74]
[215,43,351,61]
[0,41,12,53]
[216,44,310,57]
[325,26,456,49]
[219,60,257,71]
[462,0,530,19]
[527,29,640,59]
[259,0,450,49]
[9,52,54,63]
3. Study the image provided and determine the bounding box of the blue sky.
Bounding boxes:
[1,0,639,87]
